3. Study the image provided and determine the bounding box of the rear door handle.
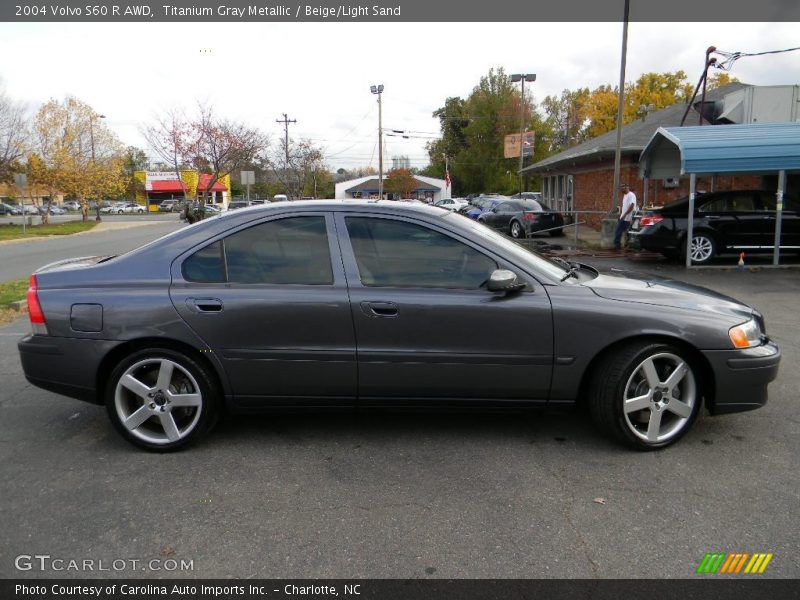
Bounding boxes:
[187,298,223,313]
[360,301,399,318]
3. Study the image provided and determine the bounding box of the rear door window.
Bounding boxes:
[182,216,333,285]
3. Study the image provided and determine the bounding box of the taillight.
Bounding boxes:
[27,274,48,335]
[523,213,538,222]
[639,214,664,227]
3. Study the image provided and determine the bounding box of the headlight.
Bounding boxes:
[729,318,762,349]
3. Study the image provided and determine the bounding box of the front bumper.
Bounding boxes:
[702,342,781,414]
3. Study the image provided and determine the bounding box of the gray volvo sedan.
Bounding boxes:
[18,201,780,451]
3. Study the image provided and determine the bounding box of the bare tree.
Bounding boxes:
[186,103,269,210]
[141,108,191,202]
[266,137,325,199]
[0,82,29,184]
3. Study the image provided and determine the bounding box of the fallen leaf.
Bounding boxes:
[593,497,606,505]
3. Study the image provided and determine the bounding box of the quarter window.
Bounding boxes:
[182,216,333,285]
[345,217,497,289]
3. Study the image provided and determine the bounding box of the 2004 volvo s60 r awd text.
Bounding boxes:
[18,201,780,451]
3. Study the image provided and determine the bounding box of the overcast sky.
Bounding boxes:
[1,22,798,172]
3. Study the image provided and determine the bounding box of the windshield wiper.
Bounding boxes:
[559,263,581,282]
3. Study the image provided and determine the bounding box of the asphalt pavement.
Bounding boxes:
[0,245,797,579]
[0,215,184,282]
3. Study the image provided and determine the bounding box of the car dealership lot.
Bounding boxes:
[0,253,798,579]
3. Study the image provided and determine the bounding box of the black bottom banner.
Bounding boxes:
[3,579,799,600]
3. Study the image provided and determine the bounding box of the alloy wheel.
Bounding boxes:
[690,235,714,263]
[621,352,697,444]
[113,358,203,445]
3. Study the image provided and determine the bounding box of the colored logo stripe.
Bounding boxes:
[697,552,773,574]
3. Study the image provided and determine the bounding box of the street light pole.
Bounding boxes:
[89,113,106,221]
[370,84,384,199]
[510,73,535,194]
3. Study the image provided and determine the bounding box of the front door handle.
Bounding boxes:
[360,301,399,318]
[187,298,223,313]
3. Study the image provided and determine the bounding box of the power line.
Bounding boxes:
[712,45,800,70]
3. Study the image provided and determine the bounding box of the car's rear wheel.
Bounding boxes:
[106,348,219,451]
[687,232,716,265]
[589,342,701,450]
[549,226,565,237]
[510,221,524,239]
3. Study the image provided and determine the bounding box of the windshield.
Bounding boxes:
[444,212,573,282]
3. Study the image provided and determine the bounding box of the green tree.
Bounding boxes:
[426,67,549,196]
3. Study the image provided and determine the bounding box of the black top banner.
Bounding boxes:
[2,0,799,22]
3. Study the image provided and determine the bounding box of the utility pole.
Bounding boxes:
[511,73,536,194]
[276,113,296,198]
[611,0,629,213]
[370,85,384,199]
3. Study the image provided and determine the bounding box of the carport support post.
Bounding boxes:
[685,173,696,268]
[773,170,786,265]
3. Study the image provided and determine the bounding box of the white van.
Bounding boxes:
[273,194,288,202]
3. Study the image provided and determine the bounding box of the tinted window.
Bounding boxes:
[183,216,333,285]
[346,217,497,289]
[183,241,225,283]
[760,192,799,212]
[699,193,756,212]
[520,200,543,212]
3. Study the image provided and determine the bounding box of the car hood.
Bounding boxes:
[582,268,753,321]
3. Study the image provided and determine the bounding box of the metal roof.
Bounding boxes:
[639,122,800,178]
[522,82,751,174]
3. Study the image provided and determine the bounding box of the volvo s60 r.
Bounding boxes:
[18,201,780,451]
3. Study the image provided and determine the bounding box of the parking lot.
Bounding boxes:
[0,237,798,580]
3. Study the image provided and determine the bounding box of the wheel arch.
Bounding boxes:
[576,334,716,412]
[95,337,228,406]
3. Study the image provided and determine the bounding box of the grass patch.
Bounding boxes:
[0,219,98,241]
[0,278,28,308]
[0,278,28,325]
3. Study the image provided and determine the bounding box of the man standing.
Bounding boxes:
[614,183,637,251]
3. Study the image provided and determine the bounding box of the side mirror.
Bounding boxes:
[490,207,498,213]
[487,269,527,293]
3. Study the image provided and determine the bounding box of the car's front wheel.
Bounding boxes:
[105,348,219,451]
[589,342,701,450]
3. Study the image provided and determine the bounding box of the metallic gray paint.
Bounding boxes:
[18,200,779,420]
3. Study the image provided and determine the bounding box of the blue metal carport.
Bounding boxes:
[639,122,800,266]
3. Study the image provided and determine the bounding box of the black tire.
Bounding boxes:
[588,342,701,450]
[105,347,220,452]
[510,220,524,239]
[549,227,565,237]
